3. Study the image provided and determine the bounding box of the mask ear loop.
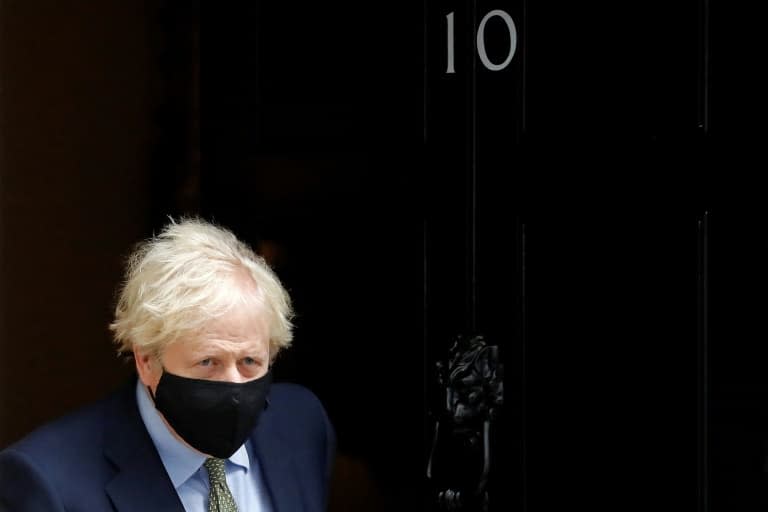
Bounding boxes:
[146,365,167,403]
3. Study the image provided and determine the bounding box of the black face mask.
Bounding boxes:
[150,369,272,459]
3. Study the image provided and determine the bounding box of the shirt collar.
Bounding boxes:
[135,379,251,489]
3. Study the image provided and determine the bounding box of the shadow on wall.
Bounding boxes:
[0,0,158,448]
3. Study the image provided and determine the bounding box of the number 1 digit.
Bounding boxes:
[446,12,455,74]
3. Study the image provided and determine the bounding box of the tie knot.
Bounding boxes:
[203,458,238,511]
[204,458,227,483]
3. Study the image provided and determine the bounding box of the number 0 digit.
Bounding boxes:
[477,9,517,71]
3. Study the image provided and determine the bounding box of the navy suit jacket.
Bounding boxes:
[0,377,335,511]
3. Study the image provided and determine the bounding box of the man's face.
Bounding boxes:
[135,303,271,395]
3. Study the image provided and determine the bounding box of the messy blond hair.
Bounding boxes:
[110,218,293,361]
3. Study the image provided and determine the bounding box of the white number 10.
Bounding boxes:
[446,9,518,74]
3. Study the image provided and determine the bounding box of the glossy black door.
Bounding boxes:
[423,0,714,510]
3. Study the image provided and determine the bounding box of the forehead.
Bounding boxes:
[169,304,271,357]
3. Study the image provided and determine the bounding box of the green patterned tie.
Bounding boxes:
[204,458,239,512]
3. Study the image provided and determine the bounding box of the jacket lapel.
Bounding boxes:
[252,404,306,512]
[103,381,185,512]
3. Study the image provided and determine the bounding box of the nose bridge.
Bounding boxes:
[222,358,244,383]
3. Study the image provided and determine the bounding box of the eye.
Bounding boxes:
[199,358,213,367]
[242,357,258,366]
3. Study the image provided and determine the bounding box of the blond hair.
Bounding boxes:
[110,218,293,361]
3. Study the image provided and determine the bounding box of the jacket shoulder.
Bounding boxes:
[264,382,336,499]
[269,382,332,420]
[0,382,135,478]
[270,382,325,409]
[266,382,335,443]
[0,384,135,511]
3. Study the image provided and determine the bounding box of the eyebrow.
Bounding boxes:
[187,343,267,361]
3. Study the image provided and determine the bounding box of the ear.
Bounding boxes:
[134,347,160,390]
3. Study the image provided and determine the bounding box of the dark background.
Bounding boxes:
[2,1,768,511]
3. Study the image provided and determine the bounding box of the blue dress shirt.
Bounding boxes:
[136,380,274,511]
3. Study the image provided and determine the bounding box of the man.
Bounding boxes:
[0,219,335,511]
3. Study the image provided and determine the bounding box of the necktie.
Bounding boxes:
[204,458,239,512]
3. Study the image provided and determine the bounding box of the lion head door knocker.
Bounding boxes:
[426,334,504,511]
